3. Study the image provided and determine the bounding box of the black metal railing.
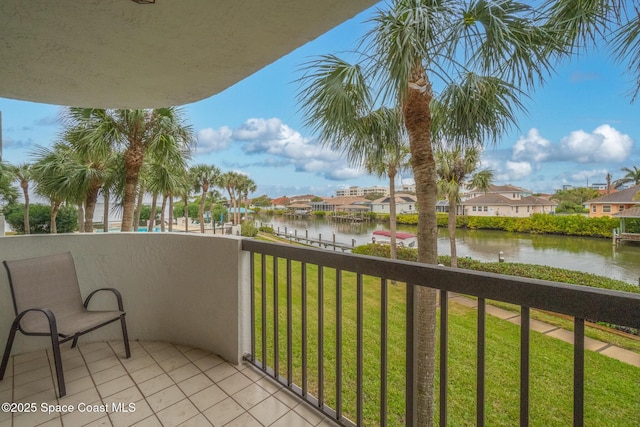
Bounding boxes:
[242,239,640,427]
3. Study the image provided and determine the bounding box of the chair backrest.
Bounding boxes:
[3,252,85,320]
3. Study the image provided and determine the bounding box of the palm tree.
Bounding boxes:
[219,171,242,225]
[62,107,195,232]
[190,164,221,233]
[436,144,492,268]
[299,2,556,424]
[237,175,257,224]
[10,163,32,234]
[614,166,640,188]
[0,161,18,210]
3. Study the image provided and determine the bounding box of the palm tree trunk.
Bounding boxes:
[148,193,158,231]
[199,187,207,233]
[388,165,397,260]
[50,200,61,234]
[21,182,30,234]
[183,194,189,232]
[404,65,438,427]
[448,199,458,268]
[168,195,174,232]
[160,194,167,232]
[103,190,109,232]
[84,183,101,233]
[121,142,145,232]
[77,203,85,232]
[134,183,145,232]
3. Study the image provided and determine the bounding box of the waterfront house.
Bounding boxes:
[370,193,418,214]
[584,184,640,218]
[461,184,557,217]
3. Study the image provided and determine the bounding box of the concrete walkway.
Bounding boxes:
[449,293,640,368]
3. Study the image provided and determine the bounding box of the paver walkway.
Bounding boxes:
[449,293,640,367]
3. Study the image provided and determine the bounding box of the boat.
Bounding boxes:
[371,230,417,248]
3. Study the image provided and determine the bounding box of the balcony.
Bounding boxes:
[1,233,639,426]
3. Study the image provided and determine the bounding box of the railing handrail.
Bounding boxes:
[242,239,640,330]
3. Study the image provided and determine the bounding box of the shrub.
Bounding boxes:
[3,203,77,234]
[259,225,275,234]
[241,221,259,237]
[313,211,327,218]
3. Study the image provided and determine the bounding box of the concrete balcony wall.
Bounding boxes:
[0,233,250,364]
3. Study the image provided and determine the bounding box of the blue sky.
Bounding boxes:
[2,4,639,198]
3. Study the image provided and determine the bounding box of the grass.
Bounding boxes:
[252,255,640,427]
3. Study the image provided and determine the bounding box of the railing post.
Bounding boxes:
[406,283,417,427]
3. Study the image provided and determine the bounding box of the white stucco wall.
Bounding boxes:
[0,233,250,364]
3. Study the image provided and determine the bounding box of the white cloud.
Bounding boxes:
[512,128,552,162]
[196,126,233,154]
[505,161,533,180]
[570,168,609,182]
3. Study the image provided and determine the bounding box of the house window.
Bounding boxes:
[527,206,530,212]
[619,205,625,211]
[473,206,477,212]
[592,205,596,213]
[515,206,519,213]
[603,205,611,213]
[483,206,488,212]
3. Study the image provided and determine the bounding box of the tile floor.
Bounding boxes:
[0,341,341,427]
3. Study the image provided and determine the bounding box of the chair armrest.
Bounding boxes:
[83,288,125,312]
[14,308,60,336]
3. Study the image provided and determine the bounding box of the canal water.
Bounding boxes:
[259,215,640,285]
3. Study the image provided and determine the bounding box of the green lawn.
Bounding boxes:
[253,256,640,427]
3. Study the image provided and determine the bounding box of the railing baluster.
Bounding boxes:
[287,259,292,386]
[440,290,448,427]
[356,273,364,427]
[380,278,388,427]
[574,318,585,427]
[261,253,267,371]
[336,269,343,422]
[477,297,486,427]
[520,306,530,427]
[302,262,308,397]
[406,283,415,427]
[273,256,279,379]
[250,251,255,363]
[318,266,324,409]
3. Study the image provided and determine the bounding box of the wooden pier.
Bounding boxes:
[273,227,356,251]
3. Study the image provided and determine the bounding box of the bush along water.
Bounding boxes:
[394,213,620,239]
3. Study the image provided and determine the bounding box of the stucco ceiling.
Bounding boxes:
[0,0,377,109]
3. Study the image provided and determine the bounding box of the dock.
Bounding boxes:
[273,227,356,252]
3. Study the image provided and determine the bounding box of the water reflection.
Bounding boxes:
[260,215,640,285]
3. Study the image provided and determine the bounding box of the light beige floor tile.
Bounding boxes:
[97,375,135,398]
[130,364,164,384]
[274,388,302,409]
[174,344,193,353]
[37,417,64,427]
[59,387,101,407]
[138,373,174,397]
[217,372,253,396]
[109,398,154,426]
[182,349,209,362]
[177,373,213,397]
[92,364,127,385]
[223,412,263,427]
[60,404,105,427]
[122,355,156,373]
[149,346,181,363]
[0,376,12,393]
[204,363,237,383]
[104,385,143,406]
[13,376,55,400]
[189,384,227,412]
[248,396,290,426]
[147,385,187,413]
[82,348,116,363]
[13,350,48,367]
[237,365,264,382]
[132,415,163,427]
[87,356,121,375]
[231,383,271,410]
[293,401,325,426]
[63,375,95,396]
[158,355,190,373]
[167,363,200,383]
[13,366,52,386]
[193,354,224,371]
[270,410,314,427]
[177,413,213,427]
[79,342,111,354]
[203,397,245,426]
[82,416,111,427]
[156,399,199,427]
[13,409,59,427]
[254,376,282,394]
[141,342,172,352]
[317,418,342,427]
[62,365,90,383]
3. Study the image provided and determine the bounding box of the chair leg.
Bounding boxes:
[50,335,66,398]
[0,321,19,380]
[120,315,131,358]
[71,335,79,348]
